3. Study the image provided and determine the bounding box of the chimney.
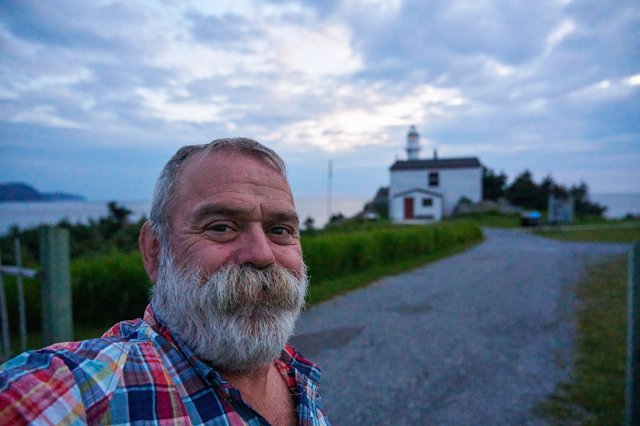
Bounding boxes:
[433,149,438,160]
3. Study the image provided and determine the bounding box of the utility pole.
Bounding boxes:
[327,159,333,223]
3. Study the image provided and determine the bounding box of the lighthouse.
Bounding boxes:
[406,125,420,160]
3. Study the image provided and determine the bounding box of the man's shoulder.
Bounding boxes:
[1,320,150,385]
[0,318,170,424]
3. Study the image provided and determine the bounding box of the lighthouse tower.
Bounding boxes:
[406,125,421,160]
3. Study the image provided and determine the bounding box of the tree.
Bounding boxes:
[328,213,345,225]
[482,167,507,201]
[107,201,132,225]
[501,170,605,218]
[504,170,543,210]
[570,182,606,217]
[302,216,316,235]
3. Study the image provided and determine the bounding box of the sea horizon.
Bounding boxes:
[0,196,372,235]
[0,192,637,236]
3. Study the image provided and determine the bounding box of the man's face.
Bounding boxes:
[168,150,303,277]
[149,149,307,372]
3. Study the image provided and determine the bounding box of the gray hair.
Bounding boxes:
[149,137,288,241]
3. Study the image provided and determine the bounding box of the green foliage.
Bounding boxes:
[1,275,42,334]
[504,170,545,209]
[302,220,482,286]
[482,167,508,201]
[305,238,481,306]
[0,201,144,265]
[1,251,150,334]
[71,251,150,326]
[502,170,606,218]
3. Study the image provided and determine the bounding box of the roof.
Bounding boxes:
[392,188,443,198]
[390,157,481,171]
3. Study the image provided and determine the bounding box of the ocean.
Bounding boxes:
[0,196,371,235]
[0,193,637,235]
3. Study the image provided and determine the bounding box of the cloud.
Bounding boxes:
[260,83,465,151]
[0,0,638,200]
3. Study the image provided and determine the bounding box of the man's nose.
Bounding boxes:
[234,224,276,268]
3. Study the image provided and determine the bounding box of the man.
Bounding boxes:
[0,138,330,425]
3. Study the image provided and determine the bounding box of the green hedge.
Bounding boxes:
[302,220,482,284]
[1,220,481,331]
[71,251,150,326]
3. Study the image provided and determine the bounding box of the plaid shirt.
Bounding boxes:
[0,305,331,425]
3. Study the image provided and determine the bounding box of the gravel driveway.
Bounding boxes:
[291,228,630,425]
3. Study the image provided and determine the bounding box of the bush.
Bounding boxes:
[71,251,150,326]
[302,220,482,287]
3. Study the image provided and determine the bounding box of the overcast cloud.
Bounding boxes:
[0,0,638,200]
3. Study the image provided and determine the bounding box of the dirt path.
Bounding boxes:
[291,228,630,425]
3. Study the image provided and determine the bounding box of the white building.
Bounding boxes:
[389,126,483,223]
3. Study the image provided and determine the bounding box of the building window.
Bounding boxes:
[422,198,433,207]
[428,172,439,187]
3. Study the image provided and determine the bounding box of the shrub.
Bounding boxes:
[71,251,150,326]
[302,220,482,287]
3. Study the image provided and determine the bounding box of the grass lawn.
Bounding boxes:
[536,221,640,243]
[447,212,521,228]
[535,254,628,424]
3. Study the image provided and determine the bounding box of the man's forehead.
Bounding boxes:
[173,149,295,211]
[183,150,284,181]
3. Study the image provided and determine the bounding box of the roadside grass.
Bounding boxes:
[306,237,483,305]
[536,221,640,243]
[447,212,521,228]
[535,254,628,425]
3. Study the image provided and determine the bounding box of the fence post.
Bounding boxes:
[627,241,640,426]
[14,239,27,352]
[39,226,73,345]
[0,250,10,360]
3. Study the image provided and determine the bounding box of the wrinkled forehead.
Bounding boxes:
[191,147,286,179]
[175,149,295,204]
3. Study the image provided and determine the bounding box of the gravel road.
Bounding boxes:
[290,228,630,425]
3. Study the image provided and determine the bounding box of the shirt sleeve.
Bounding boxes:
[0,350,88,425]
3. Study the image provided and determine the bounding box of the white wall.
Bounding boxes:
[438,168,482,214]
[389,166,482,218]
[390,191,443,223]
[390,169,427,195]
[390,195,404,222]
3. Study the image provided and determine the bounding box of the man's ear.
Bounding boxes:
[139,221,161,284]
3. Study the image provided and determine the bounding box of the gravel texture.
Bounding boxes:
[290,228,630,425]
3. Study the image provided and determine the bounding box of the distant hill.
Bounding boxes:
[0,182,85,202]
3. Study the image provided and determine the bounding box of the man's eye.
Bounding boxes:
[270,226,296,238]
[209,224,232,233]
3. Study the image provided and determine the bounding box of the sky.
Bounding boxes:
[0,0,639,201]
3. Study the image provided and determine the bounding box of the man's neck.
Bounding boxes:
[221,363,271,395]
[221,363,296,426]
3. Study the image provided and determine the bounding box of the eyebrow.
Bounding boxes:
[191,204,300,226]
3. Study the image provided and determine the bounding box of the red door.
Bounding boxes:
[404,197,414,219]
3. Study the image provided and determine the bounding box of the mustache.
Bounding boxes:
[204,263,307,316]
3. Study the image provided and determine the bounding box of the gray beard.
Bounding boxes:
[151,250,308,374]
